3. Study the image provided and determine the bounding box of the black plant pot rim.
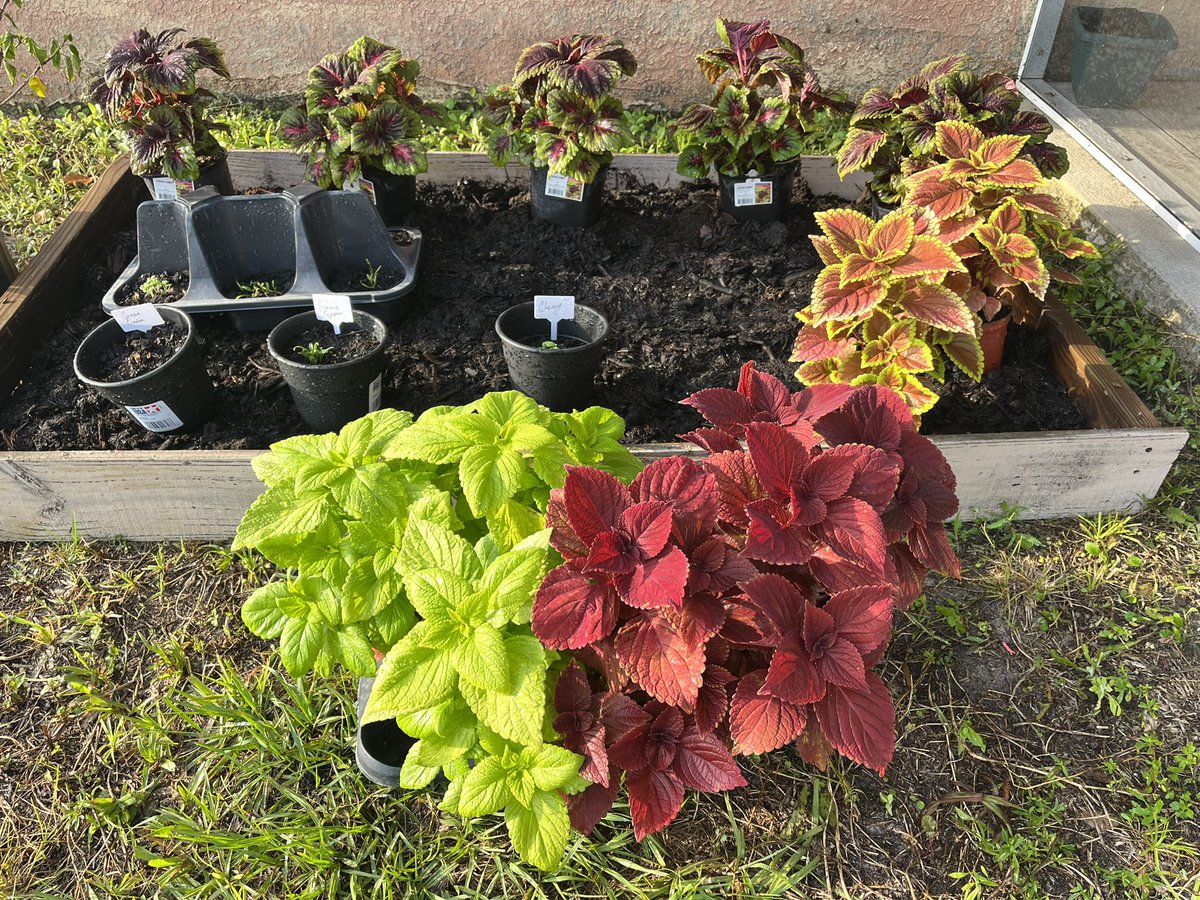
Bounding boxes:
[494,303,609,354]
[529,162,607,186]
[74,307,198,389]
[140,153,228,181]
[267,310,387,371]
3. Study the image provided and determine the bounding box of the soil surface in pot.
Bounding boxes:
[0,179,1086,451]
[327,264,404,293]
[282,322,381,365]
[93,322,188,382]
[116,271,190,305]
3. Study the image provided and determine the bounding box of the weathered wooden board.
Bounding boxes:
[0,149,1186,541]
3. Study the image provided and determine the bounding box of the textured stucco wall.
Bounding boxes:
[19,1,1039,106]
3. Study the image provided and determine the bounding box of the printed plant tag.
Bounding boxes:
[359,177,378,206]
[111,303,166,333]
[534,294,575,342]
[544,173,585,202]
[368,373,383,412]
[151,177,178,200]
[734,179,772,207]
[312,294,354,335]
[174,179,196,195]
[125,400,183,433]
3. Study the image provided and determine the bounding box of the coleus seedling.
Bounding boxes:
[534,364,961,840]
[837,54,1069,205]
[280,36,440,188]
[790,205,978,416]
[485,34,637,183]
[675,19,849,178]
[89,28,230,179]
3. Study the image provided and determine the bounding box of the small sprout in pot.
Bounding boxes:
[139,273,174,301]
[293,342,332,364]
[361,259,383,290]
[541,340,558,350]
[235,278,282,299]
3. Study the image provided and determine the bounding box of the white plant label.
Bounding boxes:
[359,177,378,206]
[312,294,354,335]
[734,179,772,207]
[111,303,166,333]
[368,374,383,412]
[151,177,178,200]
[544,173,585,202]
[534,294,575,342]
[125,400,183,433]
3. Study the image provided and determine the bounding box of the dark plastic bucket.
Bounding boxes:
[869,187,899,222]
[268,309,388,432]
[140,157,234,199]
[718,168,796,222]
[495,302,608,412]
[358,169,416,227]
[355,675,415,787]
[1071,6,1178,108]
[530,165,608,227]
[73,306,215,433]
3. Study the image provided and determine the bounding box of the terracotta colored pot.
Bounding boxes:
[980,312,1011,374]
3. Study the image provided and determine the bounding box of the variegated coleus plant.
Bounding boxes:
[535,363,961,841]
[836,55,1069,205]
[89,29,229,179]
[675,19,848,179]
[280,37,440,189]
[484,35,637,183]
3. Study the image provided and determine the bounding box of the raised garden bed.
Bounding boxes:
[0,150,1187,540]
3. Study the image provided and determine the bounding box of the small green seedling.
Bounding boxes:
[541,340,559,350]
[235,278,282,299]
[139,273,174,301]
[360,259,384,290]
[293,342,331,364]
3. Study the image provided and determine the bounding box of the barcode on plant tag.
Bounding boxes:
[124,400,184,432]
[544,173,585,202]
[733,179,772,207]
[368,374,382,412]
[151,177,178,200]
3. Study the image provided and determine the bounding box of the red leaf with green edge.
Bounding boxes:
[562,466,630,546]
[899,283,975,333]
[822,496,888,575]
[568,769,622,834]
[852,86,897,119]
[934,120,984,158]
[615,613,706,709]
[674,724,746,791]
[794,718,834,770]
[978,133,1029,168]
[1027,140,1070,179]
[836,128,888,178]
[988,197,1025,235]
[814,208,873,256]
[906,174,972,221]
[866,212,915,262]
[810,269,887,324]
[908,522,961,577]
[944,330,984,380]
[702,451,763,528]
[792,324,856,363]
[533,563,620,649]
[631,456,718,531]
[617,545,690,610]
[730,670,808,754]
[695,664,736,733]
[826,585,894,653]
[980,158,1042,188]
[815,671,896,775]
[626,767,686,841]
[745,499,814,566]
[840,253,889,285]
[889,235,964,278]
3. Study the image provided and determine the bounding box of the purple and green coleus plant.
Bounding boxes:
[484,35,637,184]
[280,37,441,189]
[89,28,230,180]
[674,19,849,179]
[836,54,1070,205]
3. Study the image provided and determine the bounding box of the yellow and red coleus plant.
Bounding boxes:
[675,19,848,179]
[280,37,440,189]
[484,35,637,183]
[535,363,961,840]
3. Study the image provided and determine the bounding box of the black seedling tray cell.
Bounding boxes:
[102,184,422,331]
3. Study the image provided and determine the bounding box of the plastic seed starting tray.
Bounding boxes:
[101,183,422,331]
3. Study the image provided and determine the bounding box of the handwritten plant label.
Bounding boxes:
[734,178,772,207]
[534,294,575,342]
[111,303,166,333]
[151,177,178,200]
[368,373,383,412]
[125,400,183,432]
[312,294,354,335]
[544,173,585,202]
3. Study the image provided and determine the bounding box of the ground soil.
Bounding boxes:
[115,270,189,305]
[0,179,1087,450]
[283,321,381,365]
[92,321,187,382]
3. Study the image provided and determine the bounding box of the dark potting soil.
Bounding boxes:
[233,272,293,299]
[922,323,1089,435]
[93,321,188,383]
[283,322,381,365]
[0,179,1087,451]
[115,270,189,305]
[516,335,590,350]
[327,264,404,293]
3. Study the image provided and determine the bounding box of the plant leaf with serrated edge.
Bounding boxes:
[730,670,808,754]
[615,613,706,709]
[506,790,570,871]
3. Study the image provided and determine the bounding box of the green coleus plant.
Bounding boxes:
[675,19,847,179]
[484,34,637,183]
[234,395,641,870]
[280,36,440,189]
[836,55,1069,205]
[89,28,229,179]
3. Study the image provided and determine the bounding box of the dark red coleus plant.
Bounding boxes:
[536,363,962,841]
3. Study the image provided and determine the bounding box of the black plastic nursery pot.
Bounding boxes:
[529,165,608,228]
[73,306,216,434]
[139,156,234,199]
[356,675,415,787]
[267,309,388,432]
[1071,6,1179,108]
[495,301,608,412]
[869,186,900,222]
[358,168,417,228]
[717,167,796,222]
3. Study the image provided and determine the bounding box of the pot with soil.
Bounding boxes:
[73,307,215,434]
[529,165,609,228]
[357,168,416,228]
[717,167,795,223]
[140,157,235,199]
[356,673,416,787]
[495,302,608,412]
[980,313,1011,375]
[268,309,388,432]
